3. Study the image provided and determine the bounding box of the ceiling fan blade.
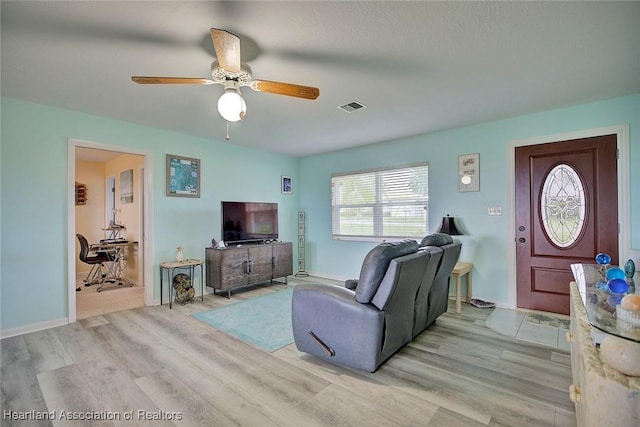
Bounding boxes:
[211,28,241,73]
[131,76,215,85]
[250,80,319,100]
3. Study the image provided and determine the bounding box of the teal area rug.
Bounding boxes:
[193,287,294,352]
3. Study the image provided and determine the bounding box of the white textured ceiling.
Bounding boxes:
[2,1,639,157]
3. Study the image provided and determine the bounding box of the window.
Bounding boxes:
[331,162,428,241]
[540,163,586,247]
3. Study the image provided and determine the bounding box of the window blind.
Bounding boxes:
[331,162,429,241]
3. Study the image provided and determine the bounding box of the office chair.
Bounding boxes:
[76,234,115,291]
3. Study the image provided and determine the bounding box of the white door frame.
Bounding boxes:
[67,138,155,323]
[506,124,631,309]
[138,167,146,290]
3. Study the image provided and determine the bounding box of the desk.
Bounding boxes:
[451,262,473,314]
[89,241,134,292]
[160,259,203,309]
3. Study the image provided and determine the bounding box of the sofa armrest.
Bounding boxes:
[292,283,385,372]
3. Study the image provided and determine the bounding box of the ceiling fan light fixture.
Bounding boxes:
[217,89,246,122]
[131,28,319,128]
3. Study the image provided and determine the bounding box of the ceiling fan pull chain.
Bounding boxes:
[226,120,231,141]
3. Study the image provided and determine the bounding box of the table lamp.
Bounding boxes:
[436,214,463,235]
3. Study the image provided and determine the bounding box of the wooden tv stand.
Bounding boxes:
[205,242,293,298]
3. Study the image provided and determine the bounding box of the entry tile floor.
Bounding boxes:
[485,308,571,351]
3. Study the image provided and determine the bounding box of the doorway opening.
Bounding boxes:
[68,139,154,323]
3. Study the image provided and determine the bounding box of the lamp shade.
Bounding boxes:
[217,90,246,122]
[436,215,463,235]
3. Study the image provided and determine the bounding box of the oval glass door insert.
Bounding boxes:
[540,164,586,247]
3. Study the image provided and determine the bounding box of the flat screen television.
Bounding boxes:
[221,201,279,244]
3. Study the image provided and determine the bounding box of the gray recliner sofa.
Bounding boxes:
[420,233,462,327]
[292,236,461,372]
[291,239,427,372]
[412,244,444,338]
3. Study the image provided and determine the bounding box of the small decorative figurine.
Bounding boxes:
[211,237,217,248]
[176,245,184,262]
[595,252,612,278]
[624,259,636,293]
[596,252,612,265]
[607,278,629,294]
[606,267,625,280]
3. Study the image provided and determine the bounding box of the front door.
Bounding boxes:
[515,135,618,315]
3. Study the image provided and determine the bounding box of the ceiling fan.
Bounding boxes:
[131,28,320,125]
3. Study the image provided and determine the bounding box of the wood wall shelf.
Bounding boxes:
[75,182,87,205]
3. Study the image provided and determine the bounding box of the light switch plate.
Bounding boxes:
[488,206,502,216]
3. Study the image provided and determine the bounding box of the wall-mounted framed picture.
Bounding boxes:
[459,153,480,192]
[281,175,293,194]
[120,169,134,204]
[166,154,200,198]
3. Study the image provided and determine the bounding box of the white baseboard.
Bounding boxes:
[1,317,69,339]
[303,270,351,283]
[492,300,513,310]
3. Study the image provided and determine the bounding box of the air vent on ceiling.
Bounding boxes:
[338,101,366,113]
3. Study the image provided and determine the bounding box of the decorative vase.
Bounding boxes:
[176,246,184,262]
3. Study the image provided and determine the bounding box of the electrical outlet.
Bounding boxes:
[488,206,502,216]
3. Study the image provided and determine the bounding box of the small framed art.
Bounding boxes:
[459,153,480,192]
[166,154,200,198]
[120,169,133,204]
[281,175,292,194]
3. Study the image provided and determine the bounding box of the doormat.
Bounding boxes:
[193,287,294,352]
[470,298,496,308]
[525,312,570,330]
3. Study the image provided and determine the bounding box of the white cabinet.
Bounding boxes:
[569,283,640,426]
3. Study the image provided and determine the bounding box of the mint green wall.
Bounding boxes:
[0,97,299,331]
[299,95,640,305]
[2,95,638,331]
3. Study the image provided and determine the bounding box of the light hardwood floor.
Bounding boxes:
[76,285,145,320]
[1,280,575,426]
